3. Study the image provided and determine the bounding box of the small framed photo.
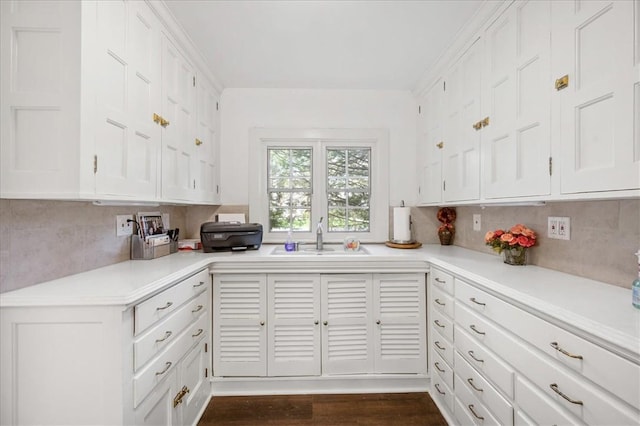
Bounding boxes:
[137,211,165,240]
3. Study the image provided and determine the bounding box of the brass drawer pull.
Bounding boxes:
[467,378,483,392]
[550,383,583,405]
[468,350,484,363]
[434,320,445,328]
[468,404,484,420]
[191,304,204,313]
[434,383,446,395]
[156,301,173,311]
[193,281,206,288]
[192,328,204,338]
[470,297,486,306]
[155,361,172,376]
[435,299,446,306]
[434,362,445,373]
[470,324,485,335]
[155,331,172,343]
[173,385,190,407]
[550,342,583,359]
[434,341,445,351]
[434,278,446,284]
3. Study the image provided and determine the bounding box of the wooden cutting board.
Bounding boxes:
[384,241,422,249]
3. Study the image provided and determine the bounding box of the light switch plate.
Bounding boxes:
[548,216,570,240]
[473,214,481,231]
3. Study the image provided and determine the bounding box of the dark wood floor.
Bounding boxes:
[198,392,447,426]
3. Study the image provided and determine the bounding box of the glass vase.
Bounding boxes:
[438,229,454,245]
[503,247,527,265]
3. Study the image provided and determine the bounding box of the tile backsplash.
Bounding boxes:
[1,198,637,293]
[411,199,640,288]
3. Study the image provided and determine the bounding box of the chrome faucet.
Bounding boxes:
[316,217,324,251]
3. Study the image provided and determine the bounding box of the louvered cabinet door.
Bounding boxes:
[213,274,266,376]
[373,274,427,374]
[321,274,374,375]
[267,274,321,376]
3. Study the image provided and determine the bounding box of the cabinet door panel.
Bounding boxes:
[213,275,266,376]
[194,75,219,203]
[267,274,321,376]
[95,0,160,198]
[161,35,196,201]
[482,0,551,199]
[443,40,482,202]
[321,274,373,375]
[555,0,639,193]
[417,81,445,204]
[373,274,426,374]
[180,337,211,426]
[135,369,178,426]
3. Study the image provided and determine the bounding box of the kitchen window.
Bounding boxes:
[249,128,389,243]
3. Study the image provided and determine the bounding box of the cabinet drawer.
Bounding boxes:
[432,331,454,367]
[432,350,453,391]
[508,333,639,426]
[134,290,208,371]
[455,327,514,398]
[515,376,584,426]
[454,375,503,426]
[134,313,208,407]
[456,279,640,408]
[431,307,453,342]
[431,268,454,295]
[431,285,454,318]
[135,269,209,335]
[432,375,454,415]
[455,351,513,426]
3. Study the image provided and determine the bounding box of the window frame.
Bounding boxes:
[249,128,389,244]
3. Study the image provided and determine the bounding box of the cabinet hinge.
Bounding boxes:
[216,102,219,111]
[549,157,553,176]
[193,76,196,87]
[418,186,421,194]
[216,185,219,194]
[418,105,421,114]
[443,81,446,91]
[443,180,446,191]
[205,343,208,353]
[93,155,97,174]
[193,179,196,189]
[205,368,208,378]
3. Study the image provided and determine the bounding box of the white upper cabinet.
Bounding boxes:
[94,0,162,199]
[553,0,639,194]
[195,73,221,204]
[481,0,552,199]
[0,0,221,204]
[160,35,197,202]
[417,80,445,205]
[442,39,482,202]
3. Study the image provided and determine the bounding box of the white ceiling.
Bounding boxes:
[164,0,484,91]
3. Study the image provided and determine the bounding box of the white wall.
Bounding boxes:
[219,88,417,206]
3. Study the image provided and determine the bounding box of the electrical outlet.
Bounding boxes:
[548,216,570,240]
[116,215,134,237]
[473,214,481,231]
[557,216,570,240]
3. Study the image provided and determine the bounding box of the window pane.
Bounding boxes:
[348,192,369,207]
[268,148,312,232]
[326,147,371,232]
[348,149,370,176]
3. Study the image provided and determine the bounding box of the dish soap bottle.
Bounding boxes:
[633,251,640,309]
[284,230,295,252]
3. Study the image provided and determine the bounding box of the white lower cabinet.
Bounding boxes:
[213,273,426,378]
[428,266,640,426]
[0,268,212,426]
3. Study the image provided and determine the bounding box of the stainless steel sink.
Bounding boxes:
[270,244,369,256]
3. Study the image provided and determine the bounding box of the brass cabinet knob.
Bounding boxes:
[436,141,444,149]
[195,138,203,146]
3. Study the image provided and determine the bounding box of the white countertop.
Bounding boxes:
[1,243,638,360]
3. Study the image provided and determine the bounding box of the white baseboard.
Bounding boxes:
[210,374,430,396]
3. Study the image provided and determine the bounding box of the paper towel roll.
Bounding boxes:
[393,207,411,242]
